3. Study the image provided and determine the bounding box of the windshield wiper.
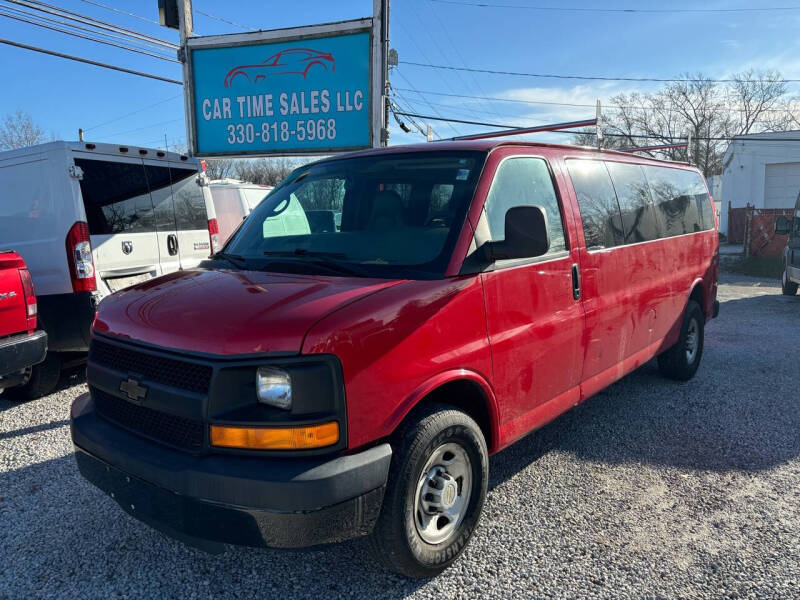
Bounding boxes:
[263,249,348,259]
[213,252,248,268]
[261,250,370,277]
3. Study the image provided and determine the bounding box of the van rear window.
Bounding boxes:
[75,159,155,235]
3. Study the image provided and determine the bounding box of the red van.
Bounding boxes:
[70,141,718,577]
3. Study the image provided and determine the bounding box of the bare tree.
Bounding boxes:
[203,158,237,180]
[0,110,47,150]
[573,70,799,176]
[236,157,298,186]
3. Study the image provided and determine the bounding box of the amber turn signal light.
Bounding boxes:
[210,422,339,450]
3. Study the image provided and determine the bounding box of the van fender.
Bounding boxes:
[383,369,500,453]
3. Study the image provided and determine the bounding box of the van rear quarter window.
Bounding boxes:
[171,168,208,231]
[643,166,713,236]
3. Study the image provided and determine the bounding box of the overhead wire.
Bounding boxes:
[2,0,178,49]
[0,37,182,84]
[427,0,800,13]
[0,8,179,62]
[78,0,161,27]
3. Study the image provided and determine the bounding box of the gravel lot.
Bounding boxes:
[1,273,799,599]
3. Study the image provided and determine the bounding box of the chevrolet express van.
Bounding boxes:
[0,142,218,398]
[70,141,719,577]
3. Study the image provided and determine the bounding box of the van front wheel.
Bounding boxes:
[369,405,488,578]
[658,300,704,381]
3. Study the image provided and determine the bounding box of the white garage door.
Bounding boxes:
[764,162,800,208]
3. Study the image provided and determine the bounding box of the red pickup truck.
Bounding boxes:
[71,141,718,577]
[0,250,47,394]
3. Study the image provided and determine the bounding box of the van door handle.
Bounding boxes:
[571,263,581,300]
[167,234,178,256]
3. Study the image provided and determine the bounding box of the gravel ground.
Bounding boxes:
[1,273,799,599]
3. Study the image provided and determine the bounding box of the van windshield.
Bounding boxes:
[222,151,486,279]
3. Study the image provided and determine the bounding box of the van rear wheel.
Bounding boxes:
[369,404,488,578]
[658,300,704,381]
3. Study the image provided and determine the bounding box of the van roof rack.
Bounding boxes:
[618,142,688,154]
[450,118,598,142]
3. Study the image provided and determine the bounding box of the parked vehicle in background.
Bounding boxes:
[775,191,800,295]
[208,179,273,245]
[0,250,47,395]
[0,141,218,398]
[71,141,719,578]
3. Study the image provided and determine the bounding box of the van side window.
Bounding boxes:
[605,162,661,243]
[566,159,625,249]
[144,165,175,232]
[171,168,209,231]
[644,166,712,236]
[484,157,566,254]
[75,159,155,235]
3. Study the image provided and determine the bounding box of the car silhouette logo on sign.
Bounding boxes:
[223,48,335,88]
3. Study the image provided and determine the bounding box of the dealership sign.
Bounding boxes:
[184,18,384,157]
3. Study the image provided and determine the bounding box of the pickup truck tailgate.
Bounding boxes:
[0,252,28,338]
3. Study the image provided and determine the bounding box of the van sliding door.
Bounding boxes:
[143,162,181,277]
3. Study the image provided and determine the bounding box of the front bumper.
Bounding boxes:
[71,392,392,551]
[0,329,47,380]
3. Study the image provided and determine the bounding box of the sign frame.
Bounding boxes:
[183,17,383,158]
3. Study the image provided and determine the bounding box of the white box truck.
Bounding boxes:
[208,179,273,245]
[0,141,219,398]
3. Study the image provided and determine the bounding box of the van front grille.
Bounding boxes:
[92,387,204,452]
[91,339,212,394]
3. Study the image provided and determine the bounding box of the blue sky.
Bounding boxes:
[1,0,799,151]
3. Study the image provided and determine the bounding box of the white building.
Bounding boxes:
[720,130,800,235]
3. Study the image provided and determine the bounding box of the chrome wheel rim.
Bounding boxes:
[414,443,472,545]
[685,318,699,364]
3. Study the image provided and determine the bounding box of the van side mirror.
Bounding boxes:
[483,205,550,261]
[776,215,791,235]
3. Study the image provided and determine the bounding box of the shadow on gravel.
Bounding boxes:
[490,290,800,489]
[0,453,427,598]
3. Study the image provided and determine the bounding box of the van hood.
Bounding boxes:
[93,268,403,355]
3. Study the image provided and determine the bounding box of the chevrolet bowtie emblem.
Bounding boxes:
[120,378,148,404]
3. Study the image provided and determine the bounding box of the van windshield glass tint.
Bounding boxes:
[76,158,155,235]
[224,151,486,279]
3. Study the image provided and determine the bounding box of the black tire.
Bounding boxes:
[657,300,704,381]
[782,268,798,296]
[369,404,489,578]
[8,352,62,400]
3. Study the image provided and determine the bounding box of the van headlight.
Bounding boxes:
[256,366,292,410]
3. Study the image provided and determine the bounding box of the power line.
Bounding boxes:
[0,8,179,62]
[428,0,800,13]
[0,37,183,84]
[393,111,800,142]
[95,117,184,140]
[195,8,250,31]
[398,61,800,83]
[78,0,161,26]
[392,86,800,115]
[0,3,175,55]
[3,0,178,49]
[84,94,184,132]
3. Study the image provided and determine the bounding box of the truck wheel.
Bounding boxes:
[369,404,488,578]
[658,300,704,381]
[9,352,62,400]
[782,269,798,296]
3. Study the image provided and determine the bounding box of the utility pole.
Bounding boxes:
[375,0,390,146]
[177,0,194,155]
